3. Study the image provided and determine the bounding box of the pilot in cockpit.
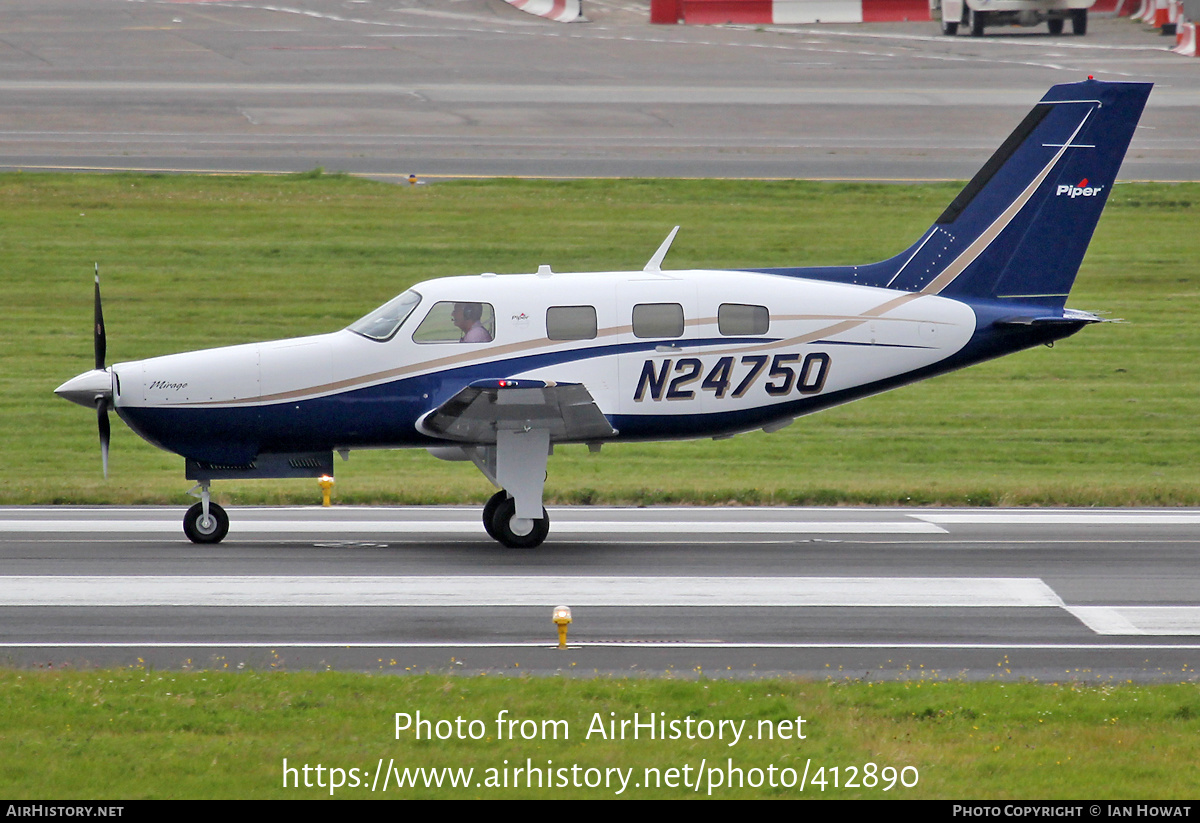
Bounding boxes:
[451,302,493,343]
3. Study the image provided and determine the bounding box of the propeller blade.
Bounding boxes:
[97,397,110,479]
[94,263,106,371]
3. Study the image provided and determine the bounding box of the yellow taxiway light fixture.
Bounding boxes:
[318,475,334,506]
[552,605,572,649]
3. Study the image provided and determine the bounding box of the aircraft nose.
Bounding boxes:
[55,368,113,408]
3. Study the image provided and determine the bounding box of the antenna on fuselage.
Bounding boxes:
[643,226,680,273]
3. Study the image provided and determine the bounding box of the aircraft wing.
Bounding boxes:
[420,379,616,444]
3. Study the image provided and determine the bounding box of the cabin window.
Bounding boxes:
[632,303,684,339]
[413,301,496,344]
[718,303,769,335]
[347,289,422,342]
[546,306,597,341]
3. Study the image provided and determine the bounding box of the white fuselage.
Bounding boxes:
[111,268,976,459]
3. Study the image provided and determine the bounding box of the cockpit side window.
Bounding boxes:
[413,301,496,344]
[347,290,422,342]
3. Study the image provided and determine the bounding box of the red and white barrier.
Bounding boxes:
[1160,0,1180,27]
[504,0,582,22]
[1137,0,1179,28]
[1173,18,1197,52]
[1168,0,1184,27]
[652,0,929,24]
[1091,0,1136,13]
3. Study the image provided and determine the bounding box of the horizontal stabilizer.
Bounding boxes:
[995,306,1109,325]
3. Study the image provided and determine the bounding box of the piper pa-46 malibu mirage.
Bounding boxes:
[57,79,1150,548]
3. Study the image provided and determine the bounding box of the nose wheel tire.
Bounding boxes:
[490,497,549,549]
[184,501,229,544]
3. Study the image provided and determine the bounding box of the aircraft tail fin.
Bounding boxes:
[882,79,1151,308]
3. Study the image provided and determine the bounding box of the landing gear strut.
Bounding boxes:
[468,428,553,549]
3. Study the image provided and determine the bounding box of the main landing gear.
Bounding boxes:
[483,490,550,548]
[470,428,553,549]
[420,379,614,549]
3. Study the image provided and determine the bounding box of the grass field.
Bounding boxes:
[4,174,1199,800]
[4,668,1200,799]
[3,172,1197,506]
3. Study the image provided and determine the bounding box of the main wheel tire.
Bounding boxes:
[969,8,986,36]
[482,490,507,540]
[1048,18,1064,34]
[1071,9,1087,35]
[941,15,959,35]
[489,497,549,549]
[183,501,229,544]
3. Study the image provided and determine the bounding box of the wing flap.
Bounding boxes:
[420,379,616,444]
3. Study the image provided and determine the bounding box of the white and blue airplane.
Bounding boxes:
[56,79,1150,548]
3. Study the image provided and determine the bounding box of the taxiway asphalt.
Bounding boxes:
[1,0,1197,181]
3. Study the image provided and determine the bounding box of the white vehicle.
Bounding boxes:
[57,80,1149,548]
[932,0,1093,35]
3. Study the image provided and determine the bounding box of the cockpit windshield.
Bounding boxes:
[347,290,422,341]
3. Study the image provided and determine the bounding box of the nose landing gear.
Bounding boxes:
[183,482,229,544]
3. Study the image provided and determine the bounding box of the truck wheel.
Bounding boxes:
[1071,9,1087,34]
[1048,18,1064,34]
[941,13,959,35]
[969,8,987,36]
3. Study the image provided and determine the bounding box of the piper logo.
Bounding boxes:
[1056,178,1104,198]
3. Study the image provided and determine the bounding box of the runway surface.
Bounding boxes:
[1,0,1197,181]
[6,2,1198,680]
[4,505,1200,681]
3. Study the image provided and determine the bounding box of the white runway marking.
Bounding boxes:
[1066,607,1200,636]
[0,519,946,535]
[915,512,1200,525]
[0,575,1060,608]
